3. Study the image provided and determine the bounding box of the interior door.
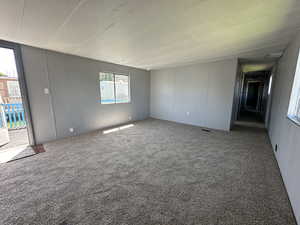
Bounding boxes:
[245,81,264,112]
[246,81,260,110]
[0,97,9,146]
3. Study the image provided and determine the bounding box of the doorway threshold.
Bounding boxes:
[235,120,265,129]
[0,144,35,163]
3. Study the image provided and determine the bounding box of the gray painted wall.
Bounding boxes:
[265,66,276,128]
[268,32,300,224]
[150,59,238,131]
[230,62,243,128]
[21,45,150,144]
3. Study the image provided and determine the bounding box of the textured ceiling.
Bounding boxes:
[1,0,300,70]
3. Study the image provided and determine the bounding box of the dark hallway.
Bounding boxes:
[237,70,272,125]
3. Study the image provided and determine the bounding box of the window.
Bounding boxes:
[7,80,21,97]
[99,73,115,104]
[288,49,300,124]
[99,72,130,104]
[115,74,129,103]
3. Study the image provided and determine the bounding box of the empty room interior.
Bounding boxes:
[1,0,300,224]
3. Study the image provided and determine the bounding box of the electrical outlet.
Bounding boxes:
[128,116,132,121]
[69,128,74,133]
[44,88,49,94]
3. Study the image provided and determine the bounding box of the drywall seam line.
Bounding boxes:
[44,50,58,139]
[47,0,89,44]
[72,0,132,52]
[204,70,210,127]
[15,0,25,40]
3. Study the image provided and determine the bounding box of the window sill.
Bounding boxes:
[287,115,300,127]
[99,101,131,105]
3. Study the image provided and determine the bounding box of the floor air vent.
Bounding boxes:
[202,129,211,132]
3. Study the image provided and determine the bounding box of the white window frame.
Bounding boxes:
[287,49,300,125]
[99,72,131,104]
[7,80,21,97]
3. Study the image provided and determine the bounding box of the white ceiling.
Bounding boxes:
[1,0,300,70]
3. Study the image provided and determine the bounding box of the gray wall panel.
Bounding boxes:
[150,59,238,131]
[21,47,57,143]
[21,46,150,143]
[268,31,300,224]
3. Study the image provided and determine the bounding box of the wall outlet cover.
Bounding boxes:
[69,128,74,133]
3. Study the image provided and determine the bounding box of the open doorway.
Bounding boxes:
[0,42,35,163]
[234,68,273,128]
[231,58,278,129]
[238,70,271,123]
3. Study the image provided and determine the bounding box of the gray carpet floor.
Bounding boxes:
[0,119,296,225]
